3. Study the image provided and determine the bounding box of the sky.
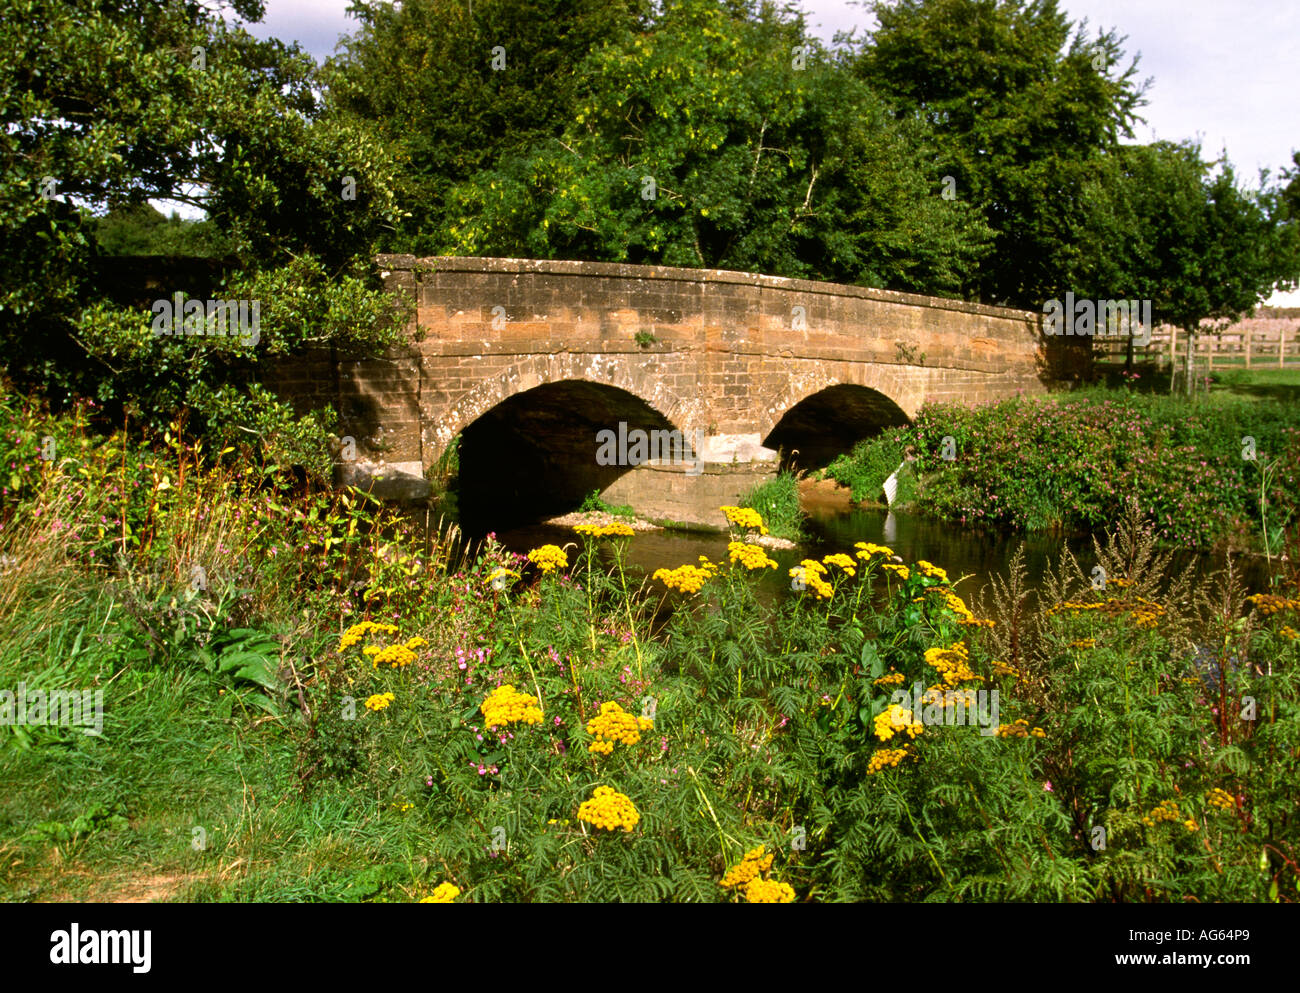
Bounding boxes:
[215,0,1300,304]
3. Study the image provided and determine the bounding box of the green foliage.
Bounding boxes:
[92,204,233,257]
[578,490,635,517]
[739,471,806,541]
[854,0,1147,307]
[827,389,1300,550]
[824,433,908,504]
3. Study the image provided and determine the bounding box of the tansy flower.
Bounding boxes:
[728,541,778,571]
[574,522,636,538]
[365,692,395,712]
[653,561,717,593]
[822,552,856,576]
[480,684,543,727]
[720,505,768,535]
[916,560,948,582]
[720,845,775,889]
[881,563,910,581]
[866,747,910,773]
[577,786,639,832]
[420,882,460,903]
[874,705,923,742]
[743,878,795,903]
[527,544,568,573]
[586,701,654,754]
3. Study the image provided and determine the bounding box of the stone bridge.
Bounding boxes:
[273,256,1066,528]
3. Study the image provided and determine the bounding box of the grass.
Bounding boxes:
[738,471,806,541]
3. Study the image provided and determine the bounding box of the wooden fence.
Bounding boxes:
[1093,310,1300,369]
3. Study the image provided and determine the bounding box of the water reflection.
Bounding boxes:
[491,506,1271,603]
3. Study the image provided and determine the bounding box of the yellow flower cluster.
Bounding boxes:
[720,845,775,889]
[1069,638,1096,649]
[938,590,994,627]
[479,684,544,728]
[1281,626,1299,641]
[789,561,833,598]
[577,786,640,832]
[1246,593,1300,616]
[881,562,910,581]
[720,505,768,534]
[1141,799,1183,827]
[728,541,779,571]
[1131,597,1165,629]
[873,669,906,687]
[573,522,636,538]
[924,642,981,686]
[916,560,948,582]
[866,747,910,773]
[420,882,460,903]
[487,566,520,587]
[372,636,426,669]
[586,701,653,754]
[854,541,894,560]
[995,718,1046,739]
[822,552,856,576]
[365,692,395,712]
[653,559,718,593]
[1206,787,1235,811]
[527,544,569,573]
[338,620,399,652]
[874,705,923,742]
[744,878,796,903]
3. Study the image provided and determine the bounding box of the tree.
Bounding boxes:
[433,0,990,294]
[325,0,648,254]
[852,0,1148,308]
[0,0,409,439]
[1088,142,1299,395]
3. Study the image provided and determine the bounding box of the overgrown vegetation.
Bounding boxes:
[739,471,807,542]
[3,417,1298,902]
[825,388,1300,552]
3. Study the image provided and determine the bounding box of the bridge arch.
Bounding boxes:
[430,353,698,460]
[453,377,691,533]
[760,379,911,472]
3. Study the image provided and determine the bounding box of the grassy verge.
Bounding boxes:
[738,471,807,541]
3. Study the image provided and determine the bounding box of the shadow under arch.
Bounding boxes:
[456,379,688,535]
[761,384,910,473]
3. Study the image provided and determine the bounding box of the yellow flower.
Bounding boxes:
[372,641,420,668]
[881,562,910,581]
[573,522,636,538]
[822,552,856,576]
[586,701,653,754]
[995,718,1046,739]
[1184,818,1199,832]
[527,544,569,573]
[873,705,923,742]
[924,642,981,686]
[337,619,400,652]
[487,566,520,589]
[720,845,776,888]
[728,541,778,571]
[577,786,640,832]
[916,560,948,582]
[866,747,910,773]
[789,564,833,599]
[873,669,906,687]
[720,505,768,534]
[365,692,395,712]
[853,542,894,559]
[1205,787,1235,811]
[480,684,544,728]
[420,882,460,903]
[743,878,796,903]
[1069,638,1096,649]
[653,561,717,593]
